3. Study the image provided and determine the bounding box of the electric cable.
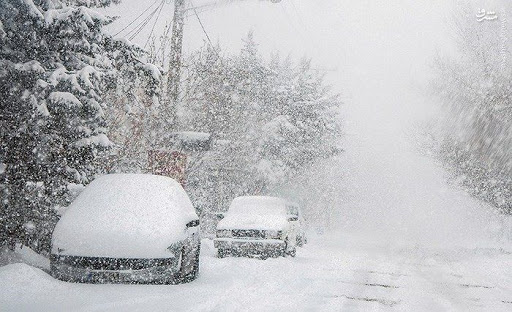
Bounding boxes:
[144,0,166,48]
[113,0,161,37]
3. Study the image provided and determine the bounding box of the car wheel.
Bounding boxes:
[285,239,296,257]
[287,247,296,257]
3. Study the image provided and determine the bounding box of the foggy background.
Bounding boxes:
[102,0,505,246]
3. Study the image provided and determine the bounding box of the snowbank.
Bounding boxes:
[2,234,512,312]
[0,263,56,291]
[0,245,50,272]
[52,174,198,258]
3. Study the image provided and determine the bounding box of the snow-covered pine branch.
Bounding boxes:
[0,0,160,253]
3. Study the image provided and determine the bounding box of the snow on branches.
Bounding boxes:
[431,3,512,214]
[181,35,342,219]
[0,0,159,253]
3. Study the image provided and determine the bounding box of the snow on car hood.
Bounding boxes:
[52,174,198,258]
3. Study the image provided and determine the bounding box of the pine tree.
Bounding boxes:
[0,0,158,253]
[182,34,342,221]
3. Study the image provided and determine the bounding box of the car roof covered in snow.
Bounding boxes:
[52,174,198,258]
[217,196,290,231]
[228,196,287,214]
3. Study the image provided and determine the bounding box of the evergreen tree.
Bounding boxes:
[431,3,512,214]
[0,0,158,253]
[182,34,342,223]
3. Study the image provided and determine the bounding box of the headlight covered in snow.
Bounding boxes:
[167,242,182,258]
[216,229,232,238]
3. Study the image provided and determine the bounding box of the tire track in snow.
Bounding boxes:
[334,251,403,311]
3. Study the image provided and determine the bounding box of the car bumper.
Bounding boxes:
[214,238,286,255]
[50,255,181,284]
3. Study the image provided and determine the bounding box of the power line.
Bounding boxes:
[113,0,161,37]
[154,18,174,65]
[190,0,222,64]
[184,3,220,19]
[128,5,161,40]
[126,10,157,39]
[192,4,213,46]
[128,0,165,41]
[144,0,166,48]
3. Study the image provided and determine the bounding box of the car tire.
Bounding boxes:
[287,247,296,257]
[285,239,296,257]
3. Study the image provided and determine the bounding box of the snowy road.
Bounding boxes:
[1,234,512,312]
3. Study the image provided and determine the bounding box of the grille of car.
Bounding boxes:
[51,255,175,271]
[231,229,265,239]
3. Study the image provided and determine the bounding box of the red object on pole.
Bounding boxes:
[148,150,187,186]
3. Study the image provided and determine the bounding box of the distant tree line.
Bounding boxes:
[431,3,512,214]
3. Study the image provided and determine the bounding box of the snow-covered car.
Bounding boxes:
[50,174,201,284]
[286,202,308,247]
[214,196,298,259]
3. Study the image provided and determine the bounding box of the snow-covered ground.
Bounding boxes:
[1,234,511,312]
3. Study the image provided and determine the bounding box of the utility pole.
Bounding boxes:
[168,0,186,126]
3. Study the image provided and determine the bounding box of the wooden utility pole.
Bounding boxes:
[168,0,186,125]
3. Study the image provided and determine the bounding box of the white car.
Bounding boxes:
[50,174,201,284]
[214,196,298,259]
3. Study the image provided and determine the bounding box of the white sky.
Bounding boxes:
[102,0,455,129]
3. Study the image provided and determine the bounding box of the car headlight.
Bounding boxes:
[167,242,182,258]
[265,230,283,239]
[216,229,232,238]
